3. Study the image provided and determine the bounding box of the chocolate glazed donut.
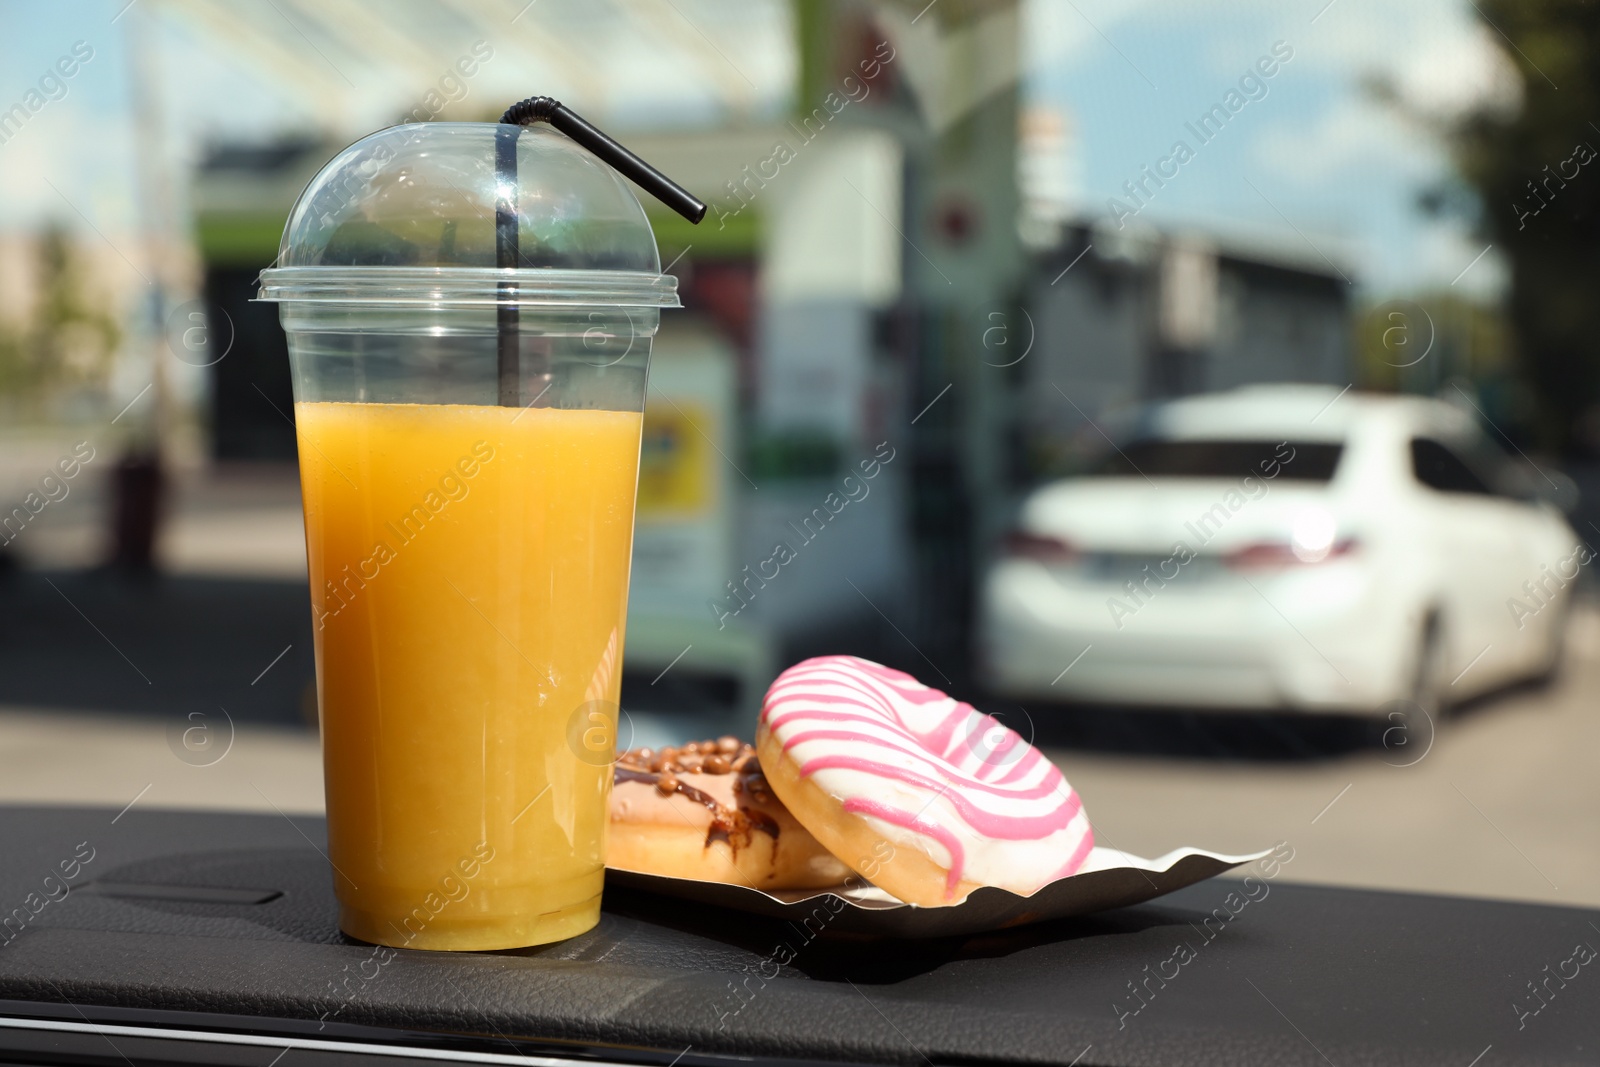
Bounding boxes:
[608,738,851,890]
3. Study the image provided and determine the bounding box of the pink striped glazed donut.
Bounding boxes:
[755,655,1093,906]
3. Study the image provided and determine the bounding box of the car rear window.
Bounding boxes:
[1093,439,1344,481]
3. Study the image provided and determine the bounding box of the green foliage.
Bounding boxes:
[1448,0,1600,449]
[747,429,842,480]
[1352,294,1512,394]
[0,226,120,400]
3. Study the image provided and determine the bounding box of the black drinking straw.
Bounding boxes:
[493,96,707,407]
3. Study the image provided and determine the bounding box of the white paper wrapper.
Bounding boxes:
[606,844,1271,938]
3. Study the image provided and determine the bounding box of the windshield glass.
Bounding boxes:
[6,0,1595,1018]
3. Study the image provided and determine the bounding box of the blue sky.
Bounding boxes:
[0,0,1514,300]
[1020,0,1515,297]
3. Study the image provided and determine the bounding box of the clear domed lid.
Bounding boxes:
[257,122,678,307]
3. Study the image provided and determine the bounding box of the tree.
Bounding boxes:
[0,226,120,401]
[1449,0,1600,451]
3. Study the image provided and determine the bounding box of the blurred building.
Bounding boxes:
[193,138,334,461]
[1016,102,1084,249]
[184,0,1027,708]
[1016,221,1353,479]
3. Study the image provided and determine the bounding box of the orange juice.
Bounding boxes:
[295,400,642,950]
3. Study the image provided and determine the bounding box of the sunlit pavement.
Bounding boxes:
[0,708,324,816]
[1046,600,1600,910]
[1,601,1594,910]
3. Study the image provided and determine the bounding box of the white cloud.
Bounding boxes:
[1390,21,1521,119]
[1250,97,1512,295]
[0,96,140,237]
[1254,96,1444,186]
[1299,0,1520,118]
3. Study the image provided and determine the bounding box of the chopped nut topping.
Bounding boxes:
[620,741,764,781]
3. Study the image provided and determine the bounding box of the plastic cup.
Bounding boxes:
[258,123,679,950]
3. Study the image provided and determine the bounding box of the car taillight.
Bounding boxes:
[1005,530,1078,564]
[1224,538,1357,569]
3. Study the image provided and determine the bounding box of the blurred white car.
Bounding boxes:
[979,385,1578,718]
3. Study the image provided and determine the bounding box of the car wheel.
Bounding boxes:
[1375,618,1444,762]
[1411,617,1449,721]
[1531,592,1571,688]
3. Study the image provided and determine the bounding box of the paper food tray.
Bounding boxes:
[606,845,1272,938]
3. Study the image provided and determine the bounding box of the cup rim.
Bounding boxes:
[255,266,680,308]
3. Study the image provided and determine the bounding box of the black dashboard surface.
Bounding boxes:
[0,806,1594,1066]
